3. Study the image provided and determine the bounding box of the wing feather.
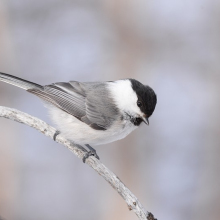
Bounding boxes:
[85,84,119,129]
[28,81,119,130]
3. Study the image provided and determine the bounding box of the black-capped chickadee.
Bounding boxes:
[0,72,157,162]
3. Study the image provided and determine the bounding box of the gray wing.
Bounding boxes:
[85,83,119,130]
[28,81,118,130]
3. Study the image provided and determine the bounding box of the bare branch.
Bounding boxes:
[0,106,157,220]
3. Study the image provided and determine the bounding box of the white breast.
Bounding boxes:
[47,106,137,146]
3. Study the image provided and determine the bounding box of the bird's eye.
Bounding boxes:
[137,101,142,107]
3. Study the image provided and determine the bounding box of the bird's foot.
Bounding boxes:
[53,130,60,141]
[83,145,100,163]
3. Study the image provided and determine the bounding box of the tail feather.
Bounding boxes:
[0,72,43,90]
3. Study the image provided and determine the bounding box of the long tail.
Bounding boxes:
[0,72,43,90]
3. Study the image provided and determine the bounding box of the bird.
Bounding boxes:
[0,72,157,162]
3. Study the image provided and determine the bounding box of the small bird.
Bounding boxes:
[0,72,157,162]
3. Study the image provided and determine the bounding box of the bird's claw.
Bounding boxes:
[83,150,100,163]
[53,130,60,141]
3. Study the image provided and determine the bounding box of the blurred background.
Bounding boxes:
[0,0,220,220]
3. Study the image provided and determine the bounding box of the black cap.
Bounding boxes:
[129,79,157,118]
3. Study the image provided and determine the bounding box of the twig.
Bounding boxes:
[0,106,157,220]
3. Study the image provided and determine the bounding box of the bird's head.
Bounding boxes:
[129,79,157,125]
[109,79,157,126]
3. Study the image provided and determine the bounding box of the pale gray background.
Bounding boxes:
[0,0,220,220]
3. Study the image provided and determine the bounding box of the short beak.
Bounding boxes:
[142,117,149,125]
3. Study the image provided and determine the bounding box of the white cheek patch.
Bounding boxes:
[108,80,143,117]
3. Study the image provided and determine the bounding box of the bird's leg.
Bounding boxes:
[83,144,100,163]
[53,131,99,163]
[53,130,60,141]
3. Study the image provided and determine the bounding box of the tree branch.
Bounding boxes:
[0,106,157,220]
